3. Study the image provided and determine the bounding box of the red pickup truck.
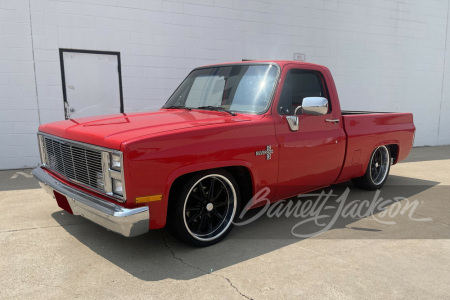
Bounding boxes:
[33,61,415,246]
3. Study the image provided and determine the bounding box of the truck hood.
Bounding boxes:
[39,109,257,149]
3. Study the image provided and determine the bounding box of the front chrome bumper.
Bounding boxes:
[32,167,149,237]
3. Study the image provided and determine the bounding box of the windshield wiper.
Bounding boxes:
[164,105,191,110]
[197,106,236,116]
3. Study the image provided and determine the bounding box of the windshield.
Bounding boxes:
[163,64,279,114]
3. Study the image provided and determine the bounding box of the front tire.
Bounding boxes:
[168,170,240,247]
[352,145,391,190]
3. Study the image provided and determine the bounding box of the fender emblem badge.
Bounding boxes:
[255,145,274,160]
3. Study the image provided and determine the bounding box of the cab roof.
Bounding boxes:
[200,60,327,70]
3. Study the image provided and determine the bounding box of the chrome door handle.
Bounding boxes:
[326,119,340,124]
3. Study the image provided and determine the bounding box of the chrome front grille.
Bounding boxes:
[42,136,104,191]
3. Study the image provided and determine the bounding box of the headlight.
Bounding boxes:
[101,151,126,201]
[112,178,123,196]
[111,154,121,171]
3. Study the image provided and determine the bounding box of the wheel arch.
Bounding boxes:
[360,141,399,173]
[352,143,392,190]
[386,144,399,164]
[364,143,399,167]
[166,164,254,221]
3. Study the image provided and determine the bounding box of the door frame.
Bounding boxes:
[272,63,346,200]
[59,48,124,119]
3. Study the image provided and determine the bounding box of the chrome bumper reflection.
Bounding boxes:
[32,167,149,237]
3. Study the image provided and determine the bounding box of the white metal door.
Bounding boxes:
[62,51,122,119]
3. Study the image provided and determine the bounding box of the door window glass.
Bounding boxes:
[278,70,327,115]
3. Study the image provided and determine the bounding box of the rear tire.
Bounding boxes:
[352,145,391,190]
[168,169,240,247]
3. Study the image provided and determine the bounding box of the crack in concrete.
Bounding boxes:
[216,274,252,300]
[409,211,450,227]
[0,222,87,233]
[163,237,253,300]
[163,237,206,273]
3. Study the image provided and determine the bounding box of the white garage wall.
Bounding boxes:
[0,0,449,169]
[440,8,450,146]
[0,0,40,169]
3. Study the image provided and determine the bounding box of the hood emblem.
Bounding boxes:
[255,145,274,160]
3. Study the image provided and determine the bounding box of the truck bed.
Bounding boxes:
[336,112,415,183]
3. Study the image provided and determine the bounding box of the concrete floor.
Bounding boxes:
[1,146,449,299]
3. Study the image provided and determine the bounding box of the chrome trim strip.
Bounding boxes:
[102,151,113,195]
[32,167,149,237]
[38,132,121,154]
[37,134,48,165]
[120,152,127,199]
[110,170,122,180]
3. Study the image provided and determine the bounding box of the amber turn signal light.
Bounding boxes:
[135,194,163,203]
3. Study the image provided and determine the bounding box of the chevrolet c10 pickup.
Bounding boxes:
[33,60,415,246]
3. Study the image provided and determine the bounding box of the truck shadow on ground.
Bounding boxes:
[52,175,449,281]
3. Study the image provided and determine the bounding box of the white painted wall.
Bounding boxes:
[0,0,39,169]
[440,4,450,146]
[1,0,449,169]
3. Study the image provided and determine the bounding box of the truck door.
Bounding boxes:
[274,66,346,200]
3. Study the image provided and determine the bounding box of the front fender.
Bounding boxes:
[122,117,279,229]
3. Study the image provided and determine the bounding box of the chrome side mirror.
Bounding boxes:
[302,97,329,116]
[285,97,329,131]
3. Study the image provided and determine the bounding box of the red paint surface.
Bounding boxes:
[54,190,73,214]
[38,61,415,229]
